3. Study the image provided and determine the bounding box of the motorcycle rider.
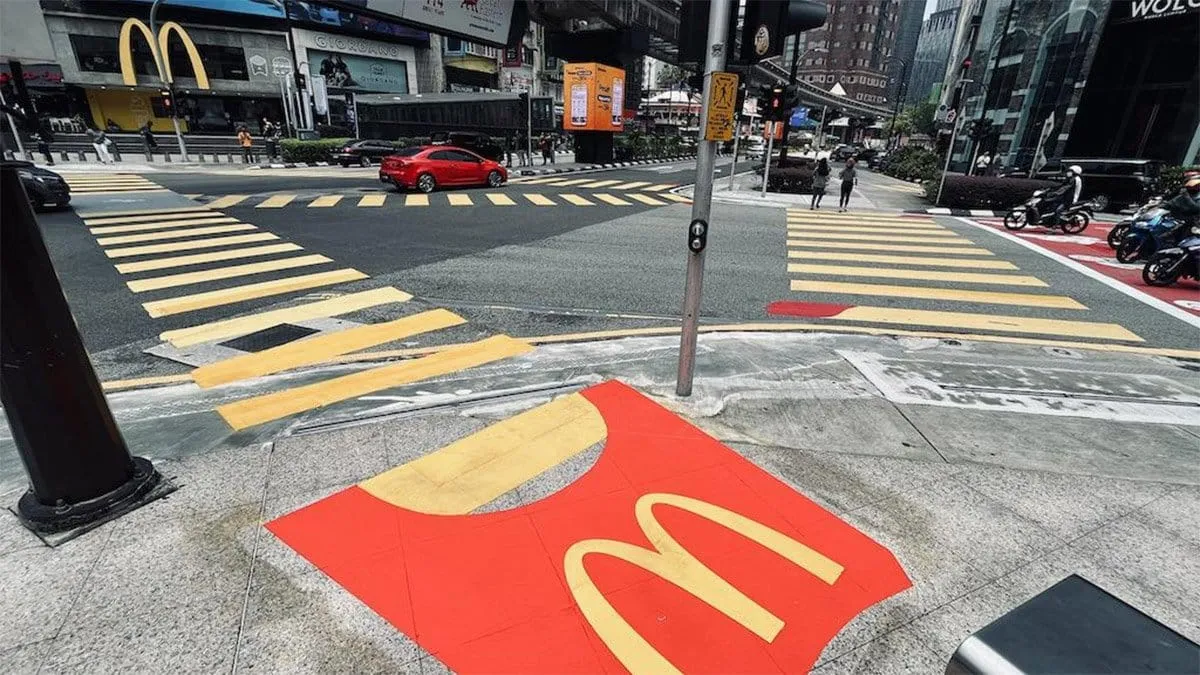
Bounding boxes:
[1041,164,1084,222]
[1162,176,1200,233]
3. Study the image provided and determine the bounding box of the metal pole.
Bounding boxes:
[886,59,906,148]
[934,115,961,206]
[779,36,803,164]
[728,112,741,190]
[675,0,731,397]
[526,87,533,165]
[760,125,775,197]
[150,0,188,161]
[818,104,826,149]
[1,165,169,536]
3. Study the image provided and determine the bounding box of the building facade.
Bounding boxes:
[887,0,926,104]
[785,0,901,107]
[907,0,961,104]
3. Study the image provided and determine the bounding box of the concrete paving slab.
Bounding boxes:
[0,639,52,674]
[0,490,43,558]
[813,626,945,674]
[1130,485,1200,548]
[265,426,392,501]
[906,581,1026,661]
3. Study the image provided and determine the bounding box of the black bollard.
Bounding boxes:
[0,163,172,542]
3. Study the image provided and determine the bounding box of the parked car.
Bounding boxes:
[430,131,505,162]
[334,139,397,167]
[13,161,70,210]
[379,146,508,193]
[1032,158,1163,212]
[867,151,889,170]
[832,143,862,161]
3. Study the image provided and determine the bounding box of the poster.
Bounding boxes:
[309,50,409,93]
[562,62,625,132]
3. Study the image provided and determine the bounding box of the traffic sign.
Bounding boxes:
[704,71,740,141]
[945,109,958,124]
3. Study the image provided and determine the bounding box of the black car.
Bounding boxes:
[430,131,505,162]
[1032,158,1163,212]
[334,140,397,167]
[12,161,70,210]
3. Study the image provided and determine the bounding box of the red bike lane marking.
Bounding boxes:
[976,219,1200,316]
[268,381,912,673]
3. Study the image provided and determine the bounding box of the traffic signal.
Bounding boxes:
[783,85,801,111]
[738,0,828,64]
[761,85,785,120]
[687,218,708,253]
[160,90,175,117]
[686,73,704,92]
[295,72,308,90]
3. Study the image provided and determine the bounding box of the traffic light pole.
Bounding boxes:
[675,0,731,397]
[150,0,188,161]
[778,35,802,164]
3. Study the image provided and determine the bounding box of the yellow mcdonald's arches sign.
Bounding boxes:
[118,18,210,90]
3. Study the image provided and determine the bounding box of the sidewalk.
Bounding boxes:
[696,166,925,212]
[1,331,1195,672]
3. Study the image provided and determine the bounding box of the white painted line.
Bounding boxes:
[927,207,952,215]
[970,209,995,217]
[955,217,1200,331]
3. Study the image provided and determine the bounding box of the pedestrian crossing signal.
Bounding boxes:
[688,218,708,252]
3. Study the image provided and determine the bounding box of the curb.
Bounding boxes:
[906,208,1008,217]
[248,161,331,170]
[515,155,698,177]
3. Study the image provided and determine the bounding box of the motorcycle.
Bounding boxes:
[1107,197,1163,249]
[1114,208,1183,264]
[1004,191,1094,234]
[1142,235,1200,287]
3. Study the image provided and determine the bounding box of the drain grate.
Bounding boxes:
[220,323,318,352]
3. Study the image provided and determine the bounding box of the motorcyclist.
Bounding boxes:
[1161,176,1200,233]
[1041,164,1084,221]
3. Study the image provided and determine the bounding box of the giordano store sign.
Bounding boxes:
[117,18,210,89]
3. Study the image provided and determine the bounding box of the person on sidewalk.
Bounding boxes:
[263,121,279,160]
[237,125,254,163]
[810,157,830,209]
[139,120,158,156]
[837,158,857,212]
[516,131,528,167]
[975,151,992,176]
[86,127,113,163]
[34,116,55,165]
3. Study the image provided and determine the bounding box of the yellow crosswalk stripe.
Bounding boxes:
[524,193,556,206]
[660,193,692,203]
[69,187,170,194]
[80,206,213,220]
[216,335,533,430]
[787,217,943,230]
[518,177,565,184]
[788,231,967,244]
[256,194,297,208]
[787,250,1018,270]
[161,286,412,348]
[358,194,387,207]
[106,233,280,258]
[787,263,1047,287]
[578,179,621,188]
[642,184,676,192]
[610,181,653,190]
[447,193,474,206]
[827,306,1142,342]
[627,193,668,205]
[786,224,952,236]
[308,195,343,208]
[83,209,219,225]
[789,280,1086,309]
[592,193,632,206]
[142,268,368,318]
[559,193,595,206]
[406,194,429,206]
[192,308,466,388]
[547,178,593,186]
[486,193,516,205]
[787,211,933,223]
[788,240,994,255]
[96,224,256,246]
[207,195,250,209]
[115,243,304,274]
[126,255,333,292]
[90,216,238,235]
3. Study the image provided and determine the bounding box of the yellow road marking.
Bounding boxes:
[358,194,387,207]
[578,179,621,188]
[69,188,170,195]
[115,243,304,274]
[786,211,933,223]
[308,195,343,208]
[217,334,533,430]
[193,308,466,388]
[106,233,279,258]
[524,193,556,206]
[359,391,604,514]
[560,193,595,206]
[788,240,994,255]
[207,195,250,209]
[660,193,692,203]
[833,306,1142,342]
[80,206,214,220]
[790,280,1086,309]
[143,268,368,318]
[256,194,297,208]
[628,193,667,206]
[787,231,966,244]
[127,255,332,292]
[90,216,238,235]
[447,193,474,206]
[84,210,220,225]
[160,286,411,348]
[787,263,1046,287]
[548,178,593,186]
[787,250,1018,270]
[786,225,952,237]
[642,184,676,192]
[519,177,567,184]
[96,224,256,246]
[593,193,632,206]
[405,194,428,206]
[486,193,516,205]
[610,181,653,190]
[787,217,944,230]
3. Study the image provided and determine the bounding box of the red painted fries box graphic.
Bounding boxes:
[268,381,911,673]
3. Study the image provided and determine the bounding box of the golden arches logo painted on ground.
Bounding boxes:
[118,18,210,90]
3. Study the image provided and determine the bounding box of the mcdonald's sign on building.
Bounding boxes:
[117,18,210,90]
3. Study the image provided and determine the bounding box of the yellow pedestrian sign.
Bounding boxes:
[704,72,739,141]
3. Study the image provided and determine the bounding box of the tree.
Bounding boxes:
[906,100,938,137]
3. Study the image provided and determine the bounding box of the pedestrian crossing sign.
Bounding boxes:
[704,72,739,141]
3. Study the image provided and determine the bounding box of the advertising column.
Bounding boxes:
[563,62,624,163]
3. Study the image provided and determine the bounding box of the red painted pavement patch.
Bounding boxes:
[268,381,911,673]
[975,218,1200,316]
[766,301,854,318]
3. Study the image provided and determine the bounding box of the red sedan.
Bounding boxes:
[378,146,508,193]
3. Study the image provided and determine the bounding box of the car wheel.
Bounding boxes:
[30,194,45,211]
[487,170,503,187]
[359,156,370,168]
[417,173,437,194]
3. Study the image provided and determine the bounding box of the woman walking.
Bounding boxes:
[837,157,857,212]
[810,157,830,209]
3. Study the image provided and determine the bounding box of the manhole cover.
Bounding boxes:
[220,323,318,352]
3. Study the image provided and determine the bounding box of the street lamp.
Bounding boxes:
[149,0,188,161]
[885,56,909,150]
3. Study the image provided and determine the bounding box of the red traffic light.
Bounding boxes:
[962,58,972,70]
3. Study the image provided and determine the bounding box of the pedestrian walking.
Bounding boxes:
[263,121,279,160]
[975,151,992,176]
[86,127,113,163]
[810,157,830,210]
[837,158,857,212]
[139,120,158,156]
[237,125,254,163]
[516,131,528,167]
[504,132,513,168]
[35,116,55,165]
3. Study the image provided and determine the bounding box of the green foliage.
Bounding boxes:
[279,138,351,163]
[883,145,941,182]
[897,100,938,137]
[615,132,686,161]
[1160,164,1200,195]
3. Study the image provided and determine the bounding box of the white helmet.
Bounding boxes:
[1067,164,1082,176]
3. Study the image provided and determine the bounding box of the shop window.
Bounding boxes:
[444,37,463,54]
[71,34,157,76]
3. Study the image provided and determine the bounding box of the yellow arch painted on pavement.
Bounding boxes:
[117,18,210,90]
[118,18,164,86]
[157,21,210,89]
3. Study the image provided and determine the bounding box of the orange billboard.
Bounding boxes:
[563,62,625,132]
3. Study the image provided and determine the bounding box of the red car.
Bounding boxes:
[378,145,507,193]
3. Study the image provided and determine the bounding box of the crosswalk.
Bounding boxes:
[506,177,680,191]
[199,191,692,209]
[79,205,536,431]
[64,173,166,194]
[773,208,1143,343]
